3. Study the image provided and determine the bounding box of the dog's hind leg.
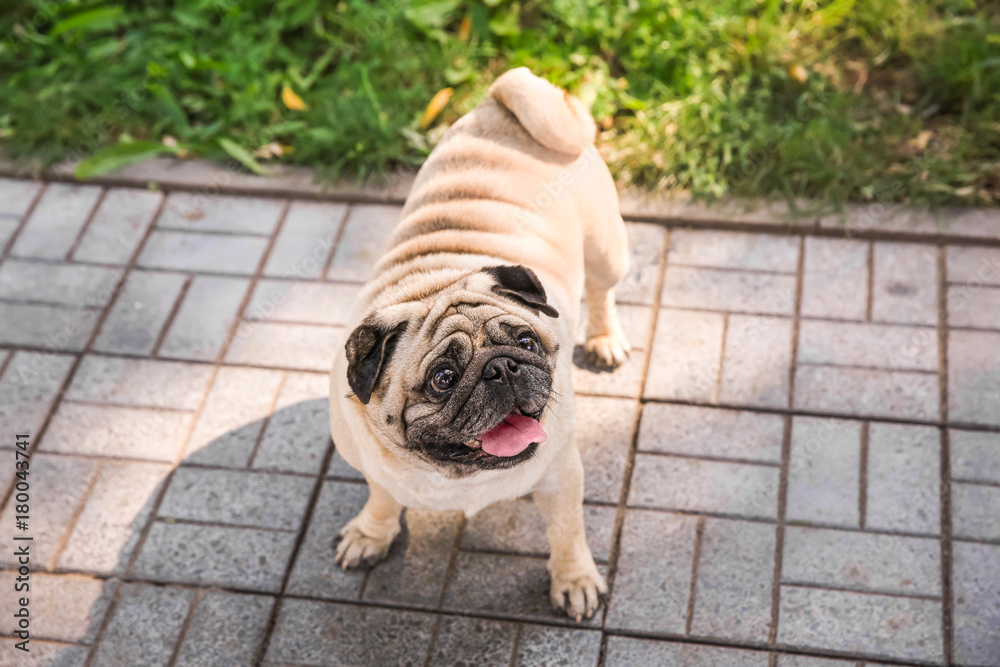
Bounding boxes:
[334,479,402,569]
[577,153,631,369]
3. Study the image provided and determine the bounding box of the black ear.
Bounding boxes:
[344,320,407,404]
[482,265,559,318]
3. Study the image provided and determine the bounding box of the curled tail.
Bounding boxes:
[488,67,596,157]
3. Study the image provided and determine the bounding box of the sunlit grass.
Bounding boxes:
[1,0,998,208]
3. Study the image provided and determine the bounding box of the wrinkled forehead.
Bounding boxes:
[426,302,520,345]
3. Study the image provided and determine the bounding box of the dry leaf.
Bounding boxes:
[789,65,808,83]
[458,15,471,41]
[419,87,453,129]
[904,130,934,154]
[282,85,309,111]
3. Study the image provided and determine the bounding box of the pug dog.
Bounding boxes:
[328,67,630,621]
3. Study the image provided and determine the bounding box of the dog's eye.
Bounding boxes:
[430,368,458,393]
[517,335,537,353]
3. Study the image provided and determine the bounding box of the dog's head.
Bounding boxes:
[344,265,560,473]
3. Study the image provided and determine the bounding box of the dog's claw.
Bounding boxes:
[550,564,607,623]
[583,332,631,370]
[334,517,399,569]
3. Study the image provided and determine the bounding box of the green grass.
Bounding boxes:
[2,0,999,209]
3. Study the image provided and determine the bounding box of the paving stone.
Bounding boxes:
[867,423,940,534]
[460,498,616,563]
[159,468,314,531]
[604,636,769,666]
[158,275,249,361]
[254,373,330,474]
[0,302,97,351]
[326,449,365,480]
[286,480,368,600]
[605,510,696,633]
[777,655,858,667]
[138,230,268,275]
[514,625,601,667]
[616,222,666,304]
[326,204,401,282]
[630,454,778,520]
[782,526,941,596]
[183,366,284,467]
[786,417,861,529]
[946,245,1000,286]
[776,586,944,664]
[58,461,170,575]
[0,351,74,439]
[0,639,89,665]
[817,203,946,237]
[574,395,636,503]
[950,429,1000,484]
[225,321,341,372]
[949,284,1000,330]
[719,314,793,408]
[65,355,212,410]
[949,329,1000,426]
[669,229,799,272]
[263,200,345,279]
[43,403,192,461]
[0,259,120,307]
[572,304,651,398]
[794,365,940,421]
[267,599,435,666]
[800,237,868,321]
[0,216,20,251]
[364,508,462,607]
[0,454,99,571]
[90,583,194,667]
[798,319,939,372]
[637,403,784,463]
[132,521,295,592]
[661,266,797,315]
[245,280,358,325]
[952,541,1000,666]
[428,616,516,667]
[871,242,939,325]
[0,177,43,216]
[93,271,187,355]
[644,309,724,402]
[952,482,1000,541]
[443,552,603,625]
[691,518,775,642]
[72,188,163,264]
[174,592,274,667]
[158,192,285,235]
[0,573,114,643]
[10,184,101,259]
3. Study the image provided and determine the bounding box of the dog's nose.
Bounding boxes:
[482,357,518,383]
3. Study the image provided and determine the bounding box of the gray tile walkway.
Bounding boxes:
[0,180,996,665]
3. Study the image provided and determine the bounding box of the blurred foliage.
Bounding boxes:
[1,0,999,207]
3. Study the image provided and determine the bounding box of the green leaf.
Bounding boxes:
[51,7,126,37]
[149,84,191,135]
[217,138,272,175]
[404,0,461,30]
[74,141,177,180]
[489,3,521,37]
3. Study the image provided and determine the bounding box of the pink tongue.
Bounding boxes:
[480,413,547,457]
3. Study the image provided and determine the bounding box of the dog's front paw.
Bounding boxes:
[549,560,608,622]
[334,517,400,569]
[583,332,631,370]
